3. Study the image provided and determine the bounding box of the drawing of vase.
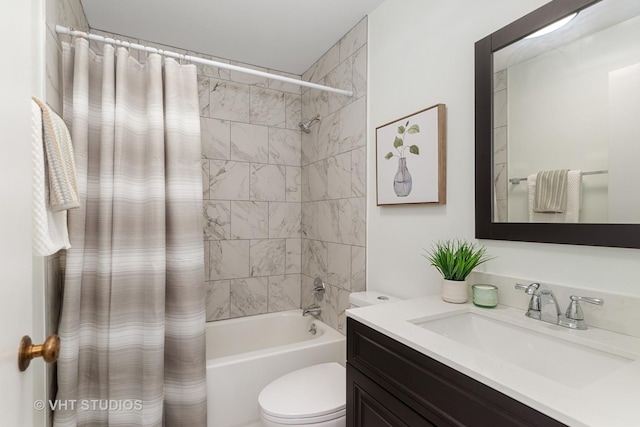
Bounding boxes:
[394,157,412,197]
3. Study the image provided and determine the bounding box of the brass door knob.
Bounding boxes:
[18,335,60,372]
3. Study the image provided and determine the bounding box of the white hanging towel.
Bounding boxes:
[528,170,582,223]
[32,99,72,255]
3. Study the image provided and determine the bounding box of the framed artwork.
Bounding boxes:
[376,104,446,206]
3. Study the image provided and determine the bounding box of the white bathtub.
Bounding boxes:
[206,310,346,427]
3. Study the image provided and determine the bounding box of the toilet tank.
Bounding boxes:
[349,291,401,308]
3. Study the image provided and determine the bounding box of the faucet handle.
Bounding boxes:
[515,282,540,295]
[569,295,603,306]
[559,295,603,330]
[564,295,603,321]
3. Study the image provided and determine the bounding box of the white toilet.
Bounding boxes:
[257,291,400,427]
[258,362,345,426]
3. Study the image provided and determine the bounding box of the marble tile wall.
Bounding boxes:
[197,53,303,321]
[301,17,368,334]
[494,69,508,222]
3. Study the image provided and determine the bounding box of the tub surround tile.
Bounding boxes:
[339,197,365,246]
[494,126,507,164]
[327,243,351,291]
[285,239,302,274]
[301,165,311,202]
[230,201,269,239]
[210,240,250,280]
[351,147,366,197]
[269,203,301,239]
[301,202,318,240]
[202,117,231,160]
[250,87,285,127]
[250,239,286,277]
[206,280,231,321]
[250,164,286,202]
[210,79,251,122]
[493,163,507,202]
[204,241,210,280]
[203,200,231,240]
[193,53,231,80]
[209,160,250,201]
[318,200,341,243]
[285,93,302,131]
[301,275,317,309]
[285,166,302,202]
[269,128,301,166]
[229,61,269,87]
[269,70,302,94]
[494,69,507,92]
[202,160,210,199]
[339,96,367,150]
[352,46,367,99]
[340,17,367,63]
[230,122,269,163]
[198,75,211,117]
[325,59,353,115]
[494,89,507,128]
[268,275,301,312]
[303,43,339,84]
[302,239,327,279]
[320,284,349,334]
[309,160,328,201]
[230,277,268,317]
[351,246,366,292]
[303,88,329,128]
[327,152,352,199]
[301,126,318,166]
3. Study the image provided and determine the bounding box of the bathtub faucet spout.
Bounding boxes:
[303,306,322,317]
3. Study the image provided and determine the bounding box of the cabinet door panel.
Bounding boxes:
[347,364,434,427]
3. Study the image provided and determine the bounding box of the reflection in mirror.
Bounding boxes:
[492,0,640,224]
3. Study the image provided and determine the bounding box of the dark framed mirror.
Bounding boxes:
[475,0,640,249]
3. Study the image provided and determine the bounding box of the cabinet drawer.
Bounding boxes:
[347,318,565,427]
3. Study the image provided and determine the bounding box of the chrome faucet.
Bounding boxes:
[303,306,322,317]
[515,283,603,330]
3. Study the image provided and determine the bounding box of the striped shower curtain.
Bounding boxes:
[54,38,206,426]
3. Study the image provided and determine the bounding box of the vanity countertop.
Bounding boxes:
[346,296,640,427]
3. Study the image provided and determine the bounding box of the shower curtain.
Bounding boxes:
[54,38,206,426]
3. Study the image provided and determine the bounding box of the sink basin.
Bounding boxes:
[413,312,633,388]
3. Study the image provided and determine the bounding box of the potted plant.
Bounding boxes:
[423,239,493,303]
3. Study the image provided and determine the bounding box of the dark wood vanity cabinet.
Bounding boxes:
[346,318,565,427]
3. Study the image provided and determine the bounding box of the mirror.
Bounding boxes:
[475,0,640,248]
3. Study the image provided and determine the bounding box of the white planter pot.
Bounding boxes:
[441,279,469,303]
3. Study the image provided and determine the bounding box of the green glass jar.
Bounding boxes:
[472,284,498,308]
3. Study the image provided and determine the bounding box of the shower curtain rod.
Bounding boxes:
[55,25,354,97]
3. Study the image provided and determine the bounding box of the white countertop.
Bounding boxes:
[346,296,640,427]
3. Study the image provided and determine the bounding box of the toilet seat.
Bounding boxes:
[258,362,345,425]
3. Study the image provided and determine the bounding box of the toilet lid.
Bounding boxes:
[258,362,345,420]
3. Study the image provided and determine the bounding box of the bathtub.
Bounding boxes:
[206,309,346,427]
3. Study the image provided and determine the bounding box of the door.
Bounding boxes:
[0,0,45,425]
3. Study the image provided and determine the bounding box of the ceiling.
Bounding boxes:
[80,0,385,75]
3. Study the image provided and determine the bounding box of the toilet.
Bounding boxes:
[257,291,401,426]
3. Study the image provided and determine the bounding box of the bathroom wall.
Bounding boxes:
[300,18,368,334]
[367,0,640,300]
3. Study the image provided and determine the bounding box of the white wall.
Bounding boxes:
[367,0,640,299]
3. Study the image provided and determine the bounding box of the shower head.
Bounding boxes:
[298,115,321,134]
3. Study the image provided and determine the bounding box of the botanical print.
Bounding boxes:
[383,120,420,196]
[376,104,446,205]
